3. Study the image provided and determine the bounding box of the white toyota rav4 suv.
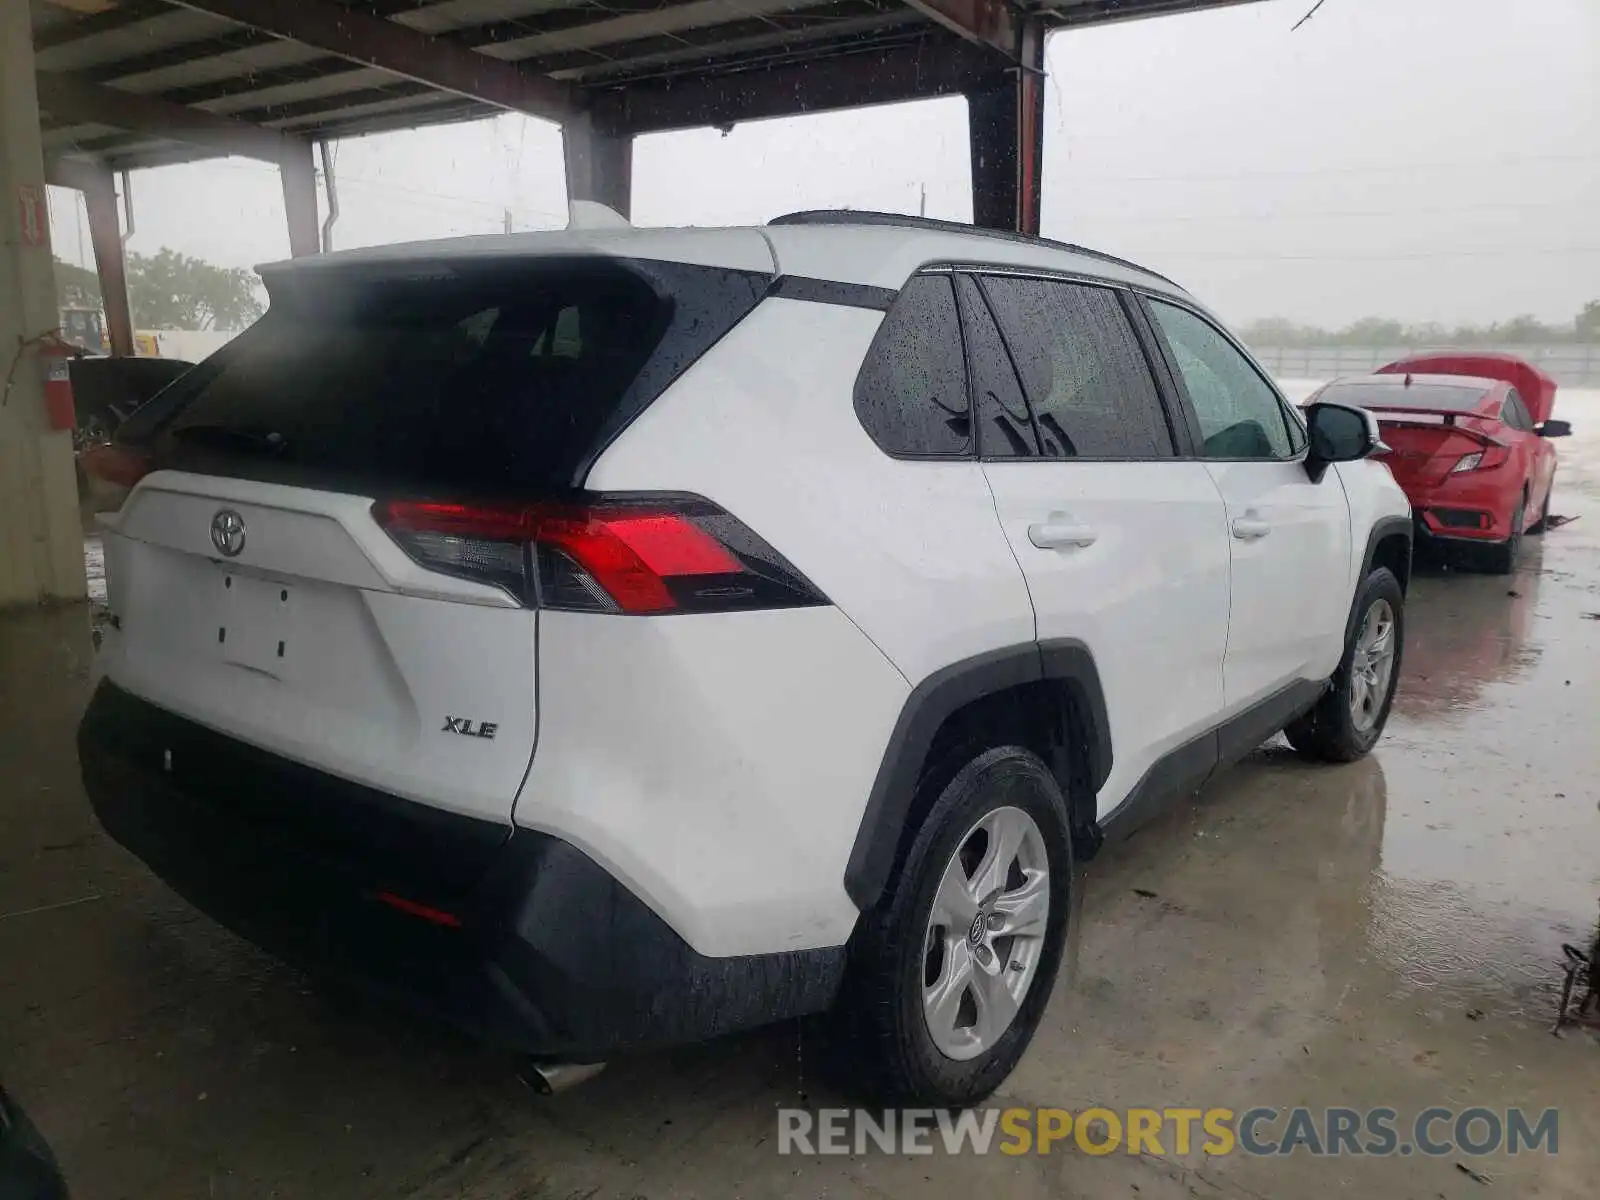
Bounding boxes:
[79,212,1411,1107]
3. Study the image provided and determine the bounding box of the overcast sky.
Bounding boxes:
[45,0,1599,329]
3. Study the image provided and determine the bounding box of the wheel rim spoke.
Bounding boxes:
[971,809,1026,904]
[989,870,1049,939]
[970,968,1021,1046]
[1369,620,1392,658]
[923,941,974,1041]
[931,852,978,928]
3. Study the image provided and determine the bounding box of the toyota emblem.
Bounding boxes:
[210,509,246,557]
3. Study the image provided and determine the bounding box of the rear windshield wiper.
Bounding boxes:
[169,424,290,457]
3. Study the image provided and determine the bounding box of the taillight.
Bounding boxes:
[1449,443,1508,474]
[81,444,153,488]
[80,444,154,514]
[373,495,827,615]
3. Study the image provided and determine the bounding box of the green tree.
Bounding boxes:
[1576,300,1600,340]
[127,248,263,331]
[1238,317,1314,347]
[1491,314,1550,344]
[1335,317,1406,346]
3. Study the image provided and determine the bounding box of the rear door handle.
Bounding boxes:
[1231,516,1271,541]
[1028,522,1098,550]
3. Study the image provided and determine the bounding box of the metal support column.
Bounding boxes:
[82,170,134,357]
[562,112,633,219]
[0,0,87,605]
[966,17,1046,234]
[279,137,320,256]
[44,160,136,358]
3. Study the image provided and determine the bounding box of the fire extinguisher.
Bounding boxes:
[35,332,83,433]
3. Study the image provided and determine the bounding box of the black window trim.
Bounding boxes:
[1132,288,1311,465]
[952,273,1041,460]
[948,265,1185,464]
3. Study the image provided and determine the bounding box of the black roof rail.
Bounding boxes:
[767,210,1178,287]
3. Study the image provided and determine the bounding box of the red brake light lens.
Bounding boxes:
[373,495,825,615]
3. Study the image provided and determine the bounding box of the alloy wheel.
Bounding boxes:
[1349,597,1397,732]
[921,805,1051,1061]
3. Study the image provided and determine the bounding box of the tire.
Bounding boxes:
[1481,498,1525,575]
[834,746,1074,1107]
[1285,566,1404,763]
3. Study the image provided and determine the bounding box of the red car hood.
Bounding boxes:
[1375,352,1558,424]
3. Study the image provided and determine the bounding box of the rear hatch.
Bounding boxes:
[94,249,772,865]
[1309,377,1501,491]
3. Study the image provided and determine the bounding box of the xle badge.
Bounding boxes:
[442,716,498,740]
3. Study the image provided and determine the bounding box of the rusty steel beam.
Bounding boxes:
[279,136,320,256]
[966,14,1045,234]
[596,34,998,135]
[43,159,136,357]
[563,112,632,217]
[164,0,579,122]
[34,0,172,50]
[1051,0,1265,27]
[35,69,304,163]
[552,12,921,84]
[899,0,1018,56]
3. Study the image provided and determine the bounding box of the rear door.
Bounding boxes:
[966,272,1231,819]
[97,254,768,827]
[1142,297,1351,709]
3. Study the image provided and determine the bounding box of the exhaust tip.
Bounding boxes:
[520,1060,607,1095]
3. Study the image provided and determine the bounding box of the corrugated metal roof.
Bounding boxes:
[34,0,1265,172]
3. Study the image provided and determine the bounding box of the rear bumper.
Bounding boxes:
[1402,475,1520,542]
[78,682,844,1058]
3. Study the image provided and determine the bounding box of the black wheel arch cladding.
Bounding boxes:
[1362,515,1413,599]
[843,639,1111,911]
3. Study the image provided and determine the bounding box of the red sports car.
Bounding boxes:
[1305,352,1572,574]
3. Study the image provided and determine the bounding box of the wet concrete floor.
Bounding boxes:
[4,398,1599,1198]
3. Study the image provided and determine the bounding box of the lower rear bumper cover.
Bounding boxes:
[1412,511,1507,546]
[78,682,844,1057]
[1404,477,1522,542]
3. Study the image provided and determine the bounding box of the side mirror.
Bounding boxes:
[1538,419,1572,438]
[1304,401,1381,483]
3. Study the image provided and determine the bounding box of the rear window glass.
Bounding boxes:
[1315,381,1488,411]
[132,258,765,495]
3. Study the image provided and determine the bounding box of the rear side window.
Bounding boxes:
[125,258,766,495]
[976,276,1173,459]
[854,274,972,458]
[1502,389,1534,432]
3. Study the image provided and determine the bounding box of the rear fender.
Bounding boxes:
[843,641,1111,911]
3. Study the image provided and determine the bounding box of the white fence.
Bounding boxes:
[1249,345,1600,387]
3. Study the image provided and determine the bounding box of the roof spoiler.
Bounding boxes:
[1369,408,1504,445]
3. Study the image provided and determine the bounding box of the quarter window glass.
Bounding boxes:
[853,274,972,457]
[1148,300,1295,460]
[1503,390,1534,432]
[978,276,1173,458]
